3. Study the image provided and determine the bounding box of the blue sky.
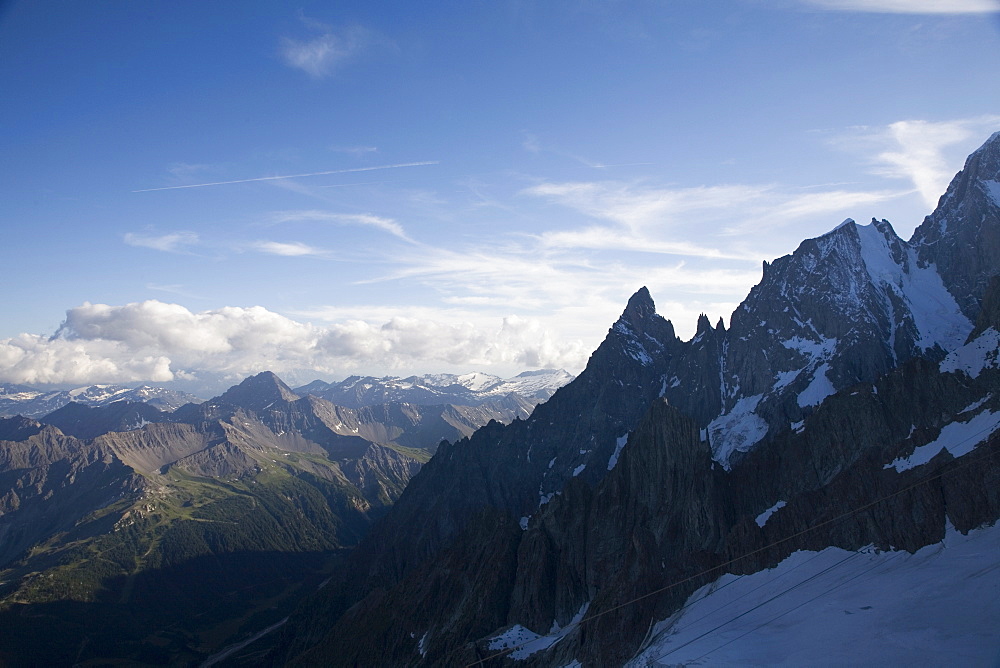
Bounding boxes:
[1,0,999,393]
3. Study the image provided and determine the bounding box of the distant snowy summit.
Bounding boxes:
[294,369,575,409]
[0,382,203,418]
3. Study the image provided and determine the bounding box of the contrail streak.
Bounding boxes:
[132,161,440,192]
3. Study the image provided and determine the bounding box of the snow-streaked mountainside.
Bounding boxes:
[629,521,1000,667]
[0,382,203,418]
[704,216,972,467]
[293,368,574,409]
[272,132,1000,667]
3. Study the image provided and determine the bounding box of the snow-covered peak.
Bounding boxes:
[708,211,975,468]
[487,369,576,398]
[454,371,503,392]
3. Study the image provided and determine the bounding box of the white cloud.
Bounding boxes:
[279,25,373,78]
[799,0,1000,13]
[0,333,175,385]
[0,300,589,388]
[252,240,328,257]
[124,231,199,253]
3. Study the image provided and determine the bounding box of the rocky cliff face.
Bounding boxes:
[277,132,1000,666]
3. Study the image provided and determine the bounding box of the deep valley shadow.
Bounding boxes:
[0,549,347,667]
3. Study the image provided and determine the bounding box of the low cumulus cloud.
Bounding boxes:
[0,300,588,388]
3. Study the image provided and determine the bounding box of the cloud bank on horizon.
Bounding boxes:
[1,1,998,391]
[0,300,587,390]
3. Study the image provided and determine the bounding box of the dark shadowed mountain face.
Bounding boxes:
[274,132,1000,667]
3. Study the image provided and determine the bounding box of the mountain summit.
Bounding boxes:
[214,370,300,411]
[911,130,1000,319]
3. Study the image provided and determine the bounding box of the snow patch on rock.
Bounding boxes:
[608,434,628,471]
[755,500,786,528]
[488,602,590,661]
[708,394,768,469]
[884,409,999,473]
[940,328,1000,379]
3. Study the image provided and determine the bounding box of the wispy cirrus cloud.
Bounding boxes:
[332,145,378,157]
[124,231,200,253]
[133,161,439,193]
[279,23,375,78]
[524,182,765,230]
[831,116,1000,208]
[251,240,329,257]
[521,180,904,256]
[798,0,1000,13]
[267,209,414,242]
[518,132,652,169]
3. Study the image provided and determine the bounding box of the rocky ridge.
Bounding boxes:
[275,131,1000,666]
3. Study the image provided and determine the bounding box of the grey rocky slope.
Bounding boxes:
[274,132,1000,666]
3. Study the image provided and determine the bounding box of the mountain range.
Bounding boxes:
[0,370,572,665]
[0,369,574,420]
[293,369,574,409]
[0,382,203,418]
[268,131,1000,666]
